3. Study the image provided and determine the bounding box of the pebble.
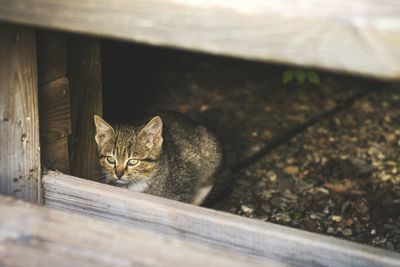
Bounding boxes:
[310,213,322,220]
[286,158,295,164]
[263,130,272,139]
[275,212,292,223]
[261,190,274,200]
[284,166,299,175]
[282,189,298,201]
[327,227,335,234]
[342,228,353,236]
[379,173,392,182]
[316,187,330,195]
[259,203,271,213]
[249,145,262,154]
[299,219,317,231]
[241,204,255,214]
[269,196,281,207]
[386,161,398,166]
[199,104,209,112]
[372,236,387,245]
[370,229,376,235]
[385,134,397,142]
[266,170,277,182]
[296,181,314,192]
[323,206,330,214]
[331,215,342,222]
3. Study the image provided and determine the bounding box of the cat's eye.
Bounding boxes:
[127,159,139,166]
[106,156,116,164]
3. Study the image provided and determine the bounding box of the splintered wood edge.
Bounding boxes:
[0,195,274,267]
[0,0,400,79]
[42,171,400,267]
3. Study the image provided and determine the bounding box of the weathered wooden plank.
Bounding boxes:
[68,36,102,180]
[0,0,400,79]
[40,137,69,173]
[37,32,71,174]
[43,171,400,267]
[37,31,67,83]
[0,195,275,267]
[39,77,71,144]
[0,23,40,202]
[38,78,71,173]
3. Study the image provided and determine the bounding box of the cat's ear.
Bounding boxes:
[137,116,163,152]
[94,115,115,147]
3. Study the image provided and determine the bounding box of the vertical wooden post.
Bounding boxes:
[68,36,103,181]
[0,23,40,202]
[37,31,71,174]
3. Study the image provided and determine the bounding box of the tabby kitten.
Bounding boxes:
[94,112,222,205]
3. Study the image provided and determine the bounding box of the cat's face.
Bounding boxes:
[94,115,163,187]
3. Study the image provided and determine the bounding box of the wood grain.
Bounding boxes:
[40,137,70,173]
[0,0,400,79]
[68,36,102,180]
[43,171,400,267]
[37,31,67,83]
[0,23,40,202]
[0,195,275,267]
[39,77,71,145]
[37,32,71,174]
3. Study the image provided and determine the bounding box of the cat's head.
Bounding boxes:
[93,115,163,186]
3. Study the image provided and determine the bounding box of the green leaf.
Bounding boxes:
[282,70,294,84]
[293,211,302,221]
[294,69,306,85]
[307,71,320,85]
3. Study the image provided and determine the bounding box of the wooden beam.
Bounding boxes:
[37,31,67,83]
[67,36,102,180]
[37,32,71,174]
[38,78,71,173]
[0,195,275,267]
[43,171,400,267]
[38,78,70,145]
[0,23,40,202]
[0,0,400,79]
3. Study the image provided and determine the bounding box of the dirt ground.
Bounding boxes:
[103,44,400,252]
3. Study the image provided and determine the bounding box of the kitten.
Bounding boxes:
[94,111,223,205]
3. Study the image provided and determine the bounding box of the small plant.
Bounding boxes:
[282,69,320,85]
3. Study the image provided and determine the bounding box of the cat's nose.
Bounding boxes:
[115,168,124,178]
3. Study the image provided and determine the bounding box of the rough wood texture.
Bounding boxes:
[37,31,67,83]
[0,0,400,79]
[43,171,400,267]
[0,195,274,267]
[40,137,69,173]
[38,78,70,143]
[37,32,70,174]
[0,23,40,202]
[39,77,71,173]
[68,36,102,180]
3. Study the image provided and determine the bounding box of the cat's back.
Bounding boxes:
[156,111,222,176]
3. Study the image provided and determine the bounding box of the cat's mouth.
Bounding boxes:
[115,179,129,185]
